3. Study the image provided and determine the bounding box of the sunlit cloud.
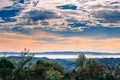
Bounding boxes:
[0,0,120,53]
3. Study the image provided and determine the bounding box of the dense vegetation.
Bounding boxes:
[0,50,120,80]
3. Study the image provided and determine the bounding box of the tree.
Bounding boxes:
[0,78,2,80]
[112,62,120,80]
[76,59,105,80]
[76,67,91,80]
[103,64,114,80]
[12,48,34,80]
[84,59,105,79]
[34,60,64,80]
[74,54,86,68]
[0,57,15,69]
[45,69,64,80]
[65,70,76,80]
[36,60,64,73]
[0,57,16,80]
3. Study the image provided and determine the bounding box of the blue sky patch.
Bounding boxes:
[0,9,20,18]
[68,23,86,28]
[0,17,16,23]
[25,10,61,21]
[57,4,77,10]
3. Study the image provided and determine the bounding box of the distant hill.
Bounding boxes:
[0,51,120,55]
[0,52,120,71]
[0,51,120,58]
[37,51,120,55]
[1,56,120,72]
[5,56,74,72]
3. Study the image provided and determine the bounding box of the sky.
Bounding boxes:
[0,0,120,53]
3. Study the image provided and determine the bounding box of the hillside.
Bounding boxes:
[4,56,120,72]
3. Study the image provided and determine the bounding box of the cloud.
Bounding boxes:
[47,27,120,39]
[12,26,32,34]
[0,25,32,35]
[65,18,79,23]
[0,0,120,53]
[40,21,49,25]
[68,22,86,28]
[110,1,120,5]
[0,5,23,23]
[89,1,120,9]
[0,0,120,41]
[0,0,13,9]
[91,10,120,23]
[36,37,56,42]
[56,4,77,10]
[2,23,119,39]
[24,10,61,22]
[0,18,16,23]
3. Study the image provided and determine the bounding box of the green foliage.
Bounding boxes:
[0,57,15,80]
[74,54,86,68]
[0,53,119,80]
[64,70,76,80]
[34,60,64,80]
[83,59,98,67]
[0,57,16,69]
[112,62,120,80]
[13,48,34,80]
[45,69,64,80]
[36,60,64,73]
[77,59,105,80]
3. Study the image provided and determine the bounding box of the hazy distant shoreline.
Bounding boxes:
[0,52,120,59]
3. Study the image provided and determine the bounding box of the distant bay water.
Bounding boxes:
[0,52,120,59]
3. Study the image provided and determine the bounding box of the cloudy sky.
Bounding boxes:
[0,0,120,53]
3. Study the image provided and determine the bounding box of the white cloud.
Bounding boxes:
[0,0,13,9]
[0,0,120,38]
